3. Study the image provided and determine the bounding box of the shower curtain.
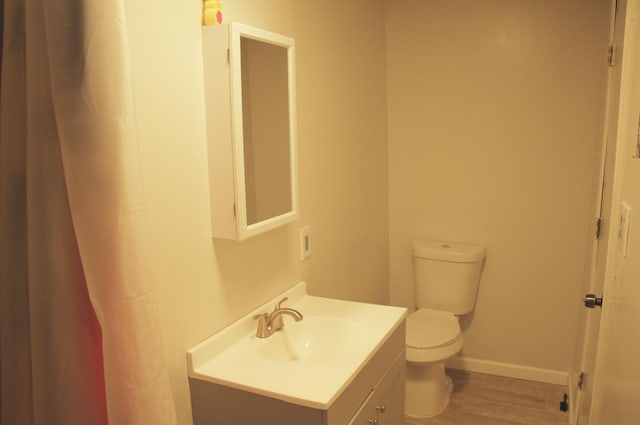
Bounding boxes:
[0,1,177,424]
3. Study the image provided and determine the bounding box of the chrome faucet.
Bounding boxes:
[252,297,303,338]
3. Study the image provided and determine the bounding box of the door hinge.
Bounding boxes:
[578,371,585,391]
[233,202,236,217]
[226,48,230,65]
[635,113,640,158]
[608,44,616,67]
[595,217,603,239]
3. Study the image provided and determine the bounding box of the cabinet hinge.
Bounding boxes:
[595,217,603,239]
[608,44,616,67]
[578,371,585,391]
[226,48,230,65]
[233,202,236,218]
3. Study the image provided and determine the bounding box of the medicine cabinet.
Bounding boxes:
[202,22,298,240]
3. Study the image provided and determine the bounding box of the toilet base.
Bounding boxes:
[405,360,453,418]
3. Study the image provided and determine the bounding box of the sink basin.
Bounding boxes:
[187,282,407,409]
[258,315,362,364]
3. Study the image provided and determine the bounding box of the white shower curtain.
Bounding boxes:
[0,1,177,424]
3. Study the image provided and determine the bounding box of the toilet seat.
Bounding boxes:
[406,308,463,363]
[407,308,460,349]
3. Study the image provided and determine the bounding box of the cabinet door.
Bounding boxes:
[377,353,404,425]
[347,351,405,425]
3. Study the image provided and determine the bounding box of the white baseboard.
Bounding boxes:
[446,355,570,386]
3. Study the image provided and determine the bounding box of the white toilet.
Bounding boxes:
[405,239,486,418]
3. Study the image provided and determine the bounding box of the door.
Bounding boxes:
[579,0,640,423]
[576,0,627,423]
[589,0,640,422]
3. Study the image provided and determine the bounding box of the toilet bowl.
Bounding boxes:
[405,308,464,417]
[404,240,485,418]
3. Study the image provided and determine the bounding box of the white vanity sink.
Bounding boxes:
[187,282,407,424]
[257,314,363,364]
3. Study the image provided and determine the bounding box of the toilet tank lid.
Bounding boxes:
[412,240,486,262]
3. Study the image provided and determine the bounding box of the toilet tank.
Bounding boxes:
[413,240,486,315]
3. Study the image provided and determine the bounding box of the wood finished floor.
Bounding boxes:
[405,369,569,425]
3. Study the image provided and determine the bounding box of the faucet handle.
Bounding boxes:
[252,313,269,338]
[270,297,289,331]
[274,296,289,310]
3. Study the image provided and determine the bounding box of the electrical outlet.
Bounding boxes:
[300,226,311,261]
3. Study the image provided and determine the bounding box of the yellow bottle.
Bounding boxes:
[203,0,223,26]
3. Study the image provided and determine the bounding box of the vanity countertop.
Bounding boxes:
[187,282,407,409]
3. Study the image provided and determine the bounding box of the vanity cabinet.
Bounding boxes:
[189,322,406,425]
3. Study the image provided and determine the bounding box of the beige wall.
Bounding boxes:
[293,2,389,303]
[124,1,388,424]
[386,0,610,373]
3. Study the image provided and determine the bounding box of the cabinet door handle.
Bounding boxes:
[367,419,379,425]
[376,404,386,414]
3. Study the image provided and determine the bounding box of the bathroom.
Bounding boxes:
[3,0,638,424]
[120,0,618,423]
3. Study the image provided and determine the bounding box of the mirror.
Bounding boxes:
[240,37,292,225]
[202,23,298,240]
